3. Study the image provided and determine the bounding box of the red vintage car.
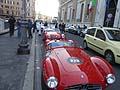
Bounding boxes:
[43,31,65,45]
[41,46,115,90]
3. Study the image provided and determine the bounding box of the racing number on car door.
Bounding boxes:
[94,29,107,55]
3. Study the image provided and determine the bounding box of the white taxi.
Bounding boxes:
[83,27,120,64]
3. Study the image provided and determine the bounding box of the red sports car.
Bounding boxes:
[41,46,115,90]
[43,31,65,45]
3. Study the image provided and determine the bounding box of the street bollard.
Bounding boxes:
[17,19,30,55]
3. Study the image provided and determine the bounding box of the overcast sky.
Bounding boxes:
[35,0,59,17]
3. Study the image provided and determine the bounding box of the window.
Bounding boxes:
[0,0,3,3]
[96,30,106,40]
[87,28,96,36]
[5,5,9,8]
[80,3,84,22]
[6,10,9,14]
[17,2,19,5]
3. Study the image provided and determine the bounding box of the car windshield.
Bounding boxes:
[50,35,61,40]
[105,29,120,41]
[45,30,55,32]
[48,41,74,48]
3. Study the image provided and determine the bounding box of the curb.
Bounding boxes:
[0,27,17,35]
[22,33,35,90]
[0,29,9,35]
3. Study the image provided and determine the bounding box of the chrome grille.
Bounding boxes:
[65,84,102,90]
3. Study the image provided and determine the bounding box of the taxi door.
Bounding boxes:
[93,29,107,55]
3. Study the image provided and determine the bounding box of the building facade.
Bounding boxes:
[59,0,120,28]
[58,0,98,26]
[26,0,35,20]
[0,0,35,20]
[95,0,120,28]
[0,0,22,19]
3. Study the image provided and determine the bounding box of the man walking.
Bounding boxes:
[61,22,65,34]
[28,19,33,39]
[8,15,16,37]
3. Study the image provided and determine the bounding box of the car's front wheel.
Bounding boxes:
[105,51,115,64]
[83,41,88,49]
[41,72,49,90]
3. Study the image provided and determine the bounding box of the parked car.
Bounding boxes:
[41,44,115,90]
[43,30,65,45]
[83,27,120,64]
[65,25,78,34]
[80,28,88,37]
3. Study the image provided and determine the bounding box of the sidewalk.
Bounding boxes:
[0,31,34,90]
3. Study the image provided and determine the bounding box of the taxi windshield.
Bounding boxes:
[105,29,120,41]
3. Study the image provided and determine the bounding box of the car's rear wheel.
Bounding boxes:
[83,41,88,49]
[105,51,115,64]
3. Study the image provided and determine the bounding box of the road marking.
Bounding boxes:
[36,60,39,62]
[36,67,40,70]
[41,44,43,47]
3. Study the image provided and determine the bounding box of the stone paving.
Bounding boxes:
[0,32,31,90]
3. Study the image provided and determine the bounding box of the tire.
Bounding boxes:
[105,51,115,64]
[41,72,49,90]
[83,41,88,49]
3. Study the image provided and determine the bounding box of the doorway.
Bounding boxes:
[104,0,118,27]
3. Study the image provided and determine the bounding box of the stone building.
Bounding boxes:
[0,0,22,19]
[0,0,35,20]
[95,0,120,28]
[58,0,98,26]
[26,0,36,20]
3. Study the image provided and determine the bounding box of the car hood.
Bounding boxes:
[54,47,105,85]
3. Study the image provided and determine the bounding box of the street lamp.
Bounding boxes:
[17,0,30,54]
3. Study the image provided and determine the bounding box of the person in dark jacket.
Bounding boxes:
[8,15,16,37]
[28,19,33,39]
[61,23,65,33]
[55,23,58,28]
[33,21,36,33]
[59,23,62,32]
[16,19,21,38]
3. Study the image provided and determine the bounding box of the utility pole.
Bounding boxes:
[17,0,30,54]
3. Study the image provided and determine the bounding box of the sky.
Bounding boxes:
[35,0,59,17]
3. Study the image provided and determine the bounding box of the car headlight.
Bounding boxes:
[106,74,115,84]
[47,76,58,88]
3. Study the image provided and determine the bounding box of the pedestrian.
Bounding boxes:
[61,22,65,33]
[36,21,41,33]
[28,19,33,39]
[83,25,87,29]
[55,22,58,28]
[33,21,36,33]
[44,21,48,27]
[16,19,21,38]
[8,15,16,37]
[59,23,62,32]
[38,22,42,36]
